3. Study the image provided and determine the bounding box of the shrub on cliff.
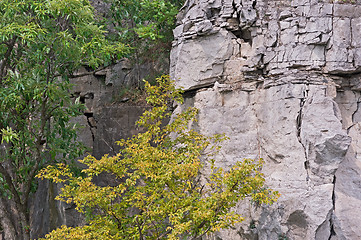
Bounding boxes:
[38,75,279,240]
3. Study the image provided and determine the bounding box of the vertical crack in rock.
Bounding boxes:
[347,94,361,133]
[82,92,96,143]
[315,176,337,240]
[296,85,310,181]
[315,208,334,240]
[71,91,97,145]
[349,17,354,69]
[328,175,337,240]
[351,101,360,124]
[84,112,96,142]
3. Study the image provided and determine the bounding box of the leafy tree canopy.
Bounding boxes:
[110,0,181,41]
[106,0,184,68]
[0,0,126,239]
[38,76,279,240]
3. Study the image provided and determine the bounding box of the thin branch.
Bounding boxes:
[135,216,144,240]
[22,151,41,204]
[191,225,212,240]
[156,229,172,239]
[108,203,123,232]
[22,93,49,204]
[45,105,60,120]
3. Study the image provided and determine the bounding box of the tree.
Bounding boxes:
[106,0,184,86]
[38,76,279,240]
[0,0,125,239]
[109,0,182,42]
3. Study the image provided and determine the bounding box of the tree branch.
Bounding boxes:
[0,163,23,213]
[0,37,17,84]
[22,93,49,204]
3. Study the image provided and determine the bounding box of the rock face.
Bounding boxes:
[171,0,361,239]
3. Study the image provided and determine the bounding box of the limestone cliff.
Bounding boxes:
[171,0,361,239]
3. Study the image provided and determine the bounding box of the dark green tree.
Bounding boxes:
[0,0,125,239]
[107,0,184,84]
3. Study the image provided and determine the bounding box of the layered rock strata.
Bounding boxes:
[171,0,361,239]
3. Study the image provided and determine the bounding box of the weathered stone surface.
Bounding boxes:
[171,0,361,239]
[185,83,343,240]
[171,29,234,90]
[333,90,361,240]
[171,0,361,86]
[103,59,162,88]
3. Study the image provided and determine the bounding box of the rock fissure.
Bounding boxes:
[351,101,361,123]
[296,85,310,182]
[84,112,96,142]
[328,175,337,240]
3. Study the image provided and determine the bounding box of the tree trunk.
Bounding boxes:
[0,197,30,240]
[0,203,16,240]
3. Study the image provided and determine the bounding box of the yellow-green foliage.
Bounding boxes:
[37,75,279,240]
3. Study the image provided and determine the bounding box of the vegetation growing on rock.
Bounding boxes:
[38,76,279,240]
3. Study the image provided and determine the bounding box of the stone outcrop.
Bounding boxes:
[171,0,361,239]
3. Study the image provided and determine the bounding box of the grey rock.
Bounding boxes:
[353,48,361,69]
[170,29,234,90]
[334,4,361,18]
[173,24,184,40]
[171,0,361,239]
[300,87,351,184]
[303,17,332,34]
[333,89,361,240]
[195,20,213,35]
[351,18,361,48]
[279,10,293,20]
[239,7,257,27]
